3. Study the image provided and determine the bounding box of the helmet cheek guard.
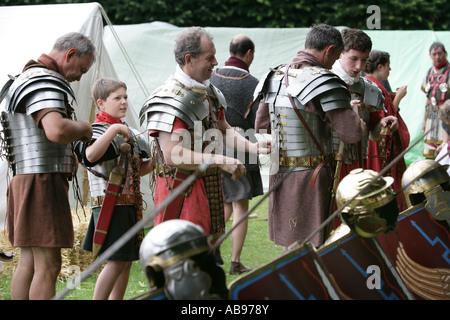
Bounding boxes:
[402,159,450,220]
[164,259,216,300]
[423,185,450,220]
[336,168,399,238]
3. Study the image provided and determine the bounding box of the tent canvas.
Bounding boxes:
[0,3,151,229]
[102,23,448,169]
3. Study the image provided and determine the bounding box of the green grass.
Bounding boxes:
[0,195,284,300]
[220,195,284,286]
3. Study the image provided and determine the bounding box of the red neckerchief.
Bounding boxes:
[95,111,123,124]
[434,59,449,69]
[224,56,249,72]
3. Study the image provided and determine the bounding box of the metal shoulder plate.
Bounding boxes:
[351,77,385,111]
[207,84,227,110]
[130,127,150,158]
[139,77,210,131]
[284,66,351,112]
[92,122,150,158]
[91,123,121,157]
[5,67,75,114]
[252,66,281,102]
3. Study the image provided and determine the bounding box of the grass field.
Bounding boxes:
[0,194,284,300]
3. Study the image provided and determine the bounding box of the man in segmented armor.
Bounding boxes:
[254,24,364,247]
[1,32,95,299]
[421,42,450,158]
[140,27,270,246]
[331,28,398,181]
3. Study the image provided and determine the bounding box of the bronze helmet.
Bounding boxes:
[336,168,399,238]
[401,159,450,220]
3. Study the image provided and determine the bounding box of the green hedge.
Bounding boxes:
[2,0,449,30]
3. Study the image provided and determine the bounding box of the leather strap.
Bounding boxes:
[284,66,327,157]
[283,66,335,187]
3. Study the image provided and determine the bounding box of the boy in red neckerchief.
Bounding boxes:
[77,78,153,300]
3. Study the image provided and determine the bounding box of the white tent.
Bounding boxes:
[0,3,152,229]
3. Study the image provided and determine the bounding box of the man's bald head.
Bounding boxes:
[230,34,254,57]
[229,34,255,67]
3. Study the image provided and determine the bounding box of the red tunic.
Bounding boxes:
[364,76,410,212]
[149,110,225,237]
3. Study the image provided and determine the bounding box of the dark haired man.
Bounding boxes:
[254,24,364,247]
[421,42,450,158]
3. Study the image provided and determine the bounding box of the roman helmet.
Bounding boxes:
[336,168,399,238]
[402,159,450,220]
[139,219,227,300]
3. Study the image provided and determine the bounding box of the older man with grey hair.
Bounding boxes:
[3,32,95,299]
[140,27,270,255]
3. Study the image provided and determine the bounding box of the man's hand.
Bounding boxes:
[380,115,398,132]
[351,99,362,116]
[78,120,94,142]
[221,159,246,181]
[256,139,272,154]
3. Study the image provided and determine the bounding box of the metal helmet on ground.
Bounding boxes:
[139,219,227,300]
[402,159,450,220]
[336,168,399,238]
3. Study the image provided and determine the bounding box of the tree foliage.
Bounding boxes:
[2,0,450,30]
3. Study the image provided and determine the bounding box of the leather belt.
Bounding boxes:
[91,194,137,207]
[279,154,327,167]
[156,164,219,178]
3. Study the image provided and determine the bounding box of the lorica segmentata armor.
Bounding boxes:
[140,76,227,132]
[85,122,150,200]
[1,67,76,175]
[255,65,351,171]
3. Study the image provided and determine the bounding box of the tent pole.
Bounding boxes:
[98,4,150,98]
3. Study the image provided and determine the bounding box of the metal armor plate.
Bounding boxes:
[260,65,350,169]
[282,66,351,112]
[334,77,385,164]
[3,112,73,175]
[87,122,149,197]
[140,77,226,132]
[1,67,76,175]
[351,77,385,112]
[5,67,75,114]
